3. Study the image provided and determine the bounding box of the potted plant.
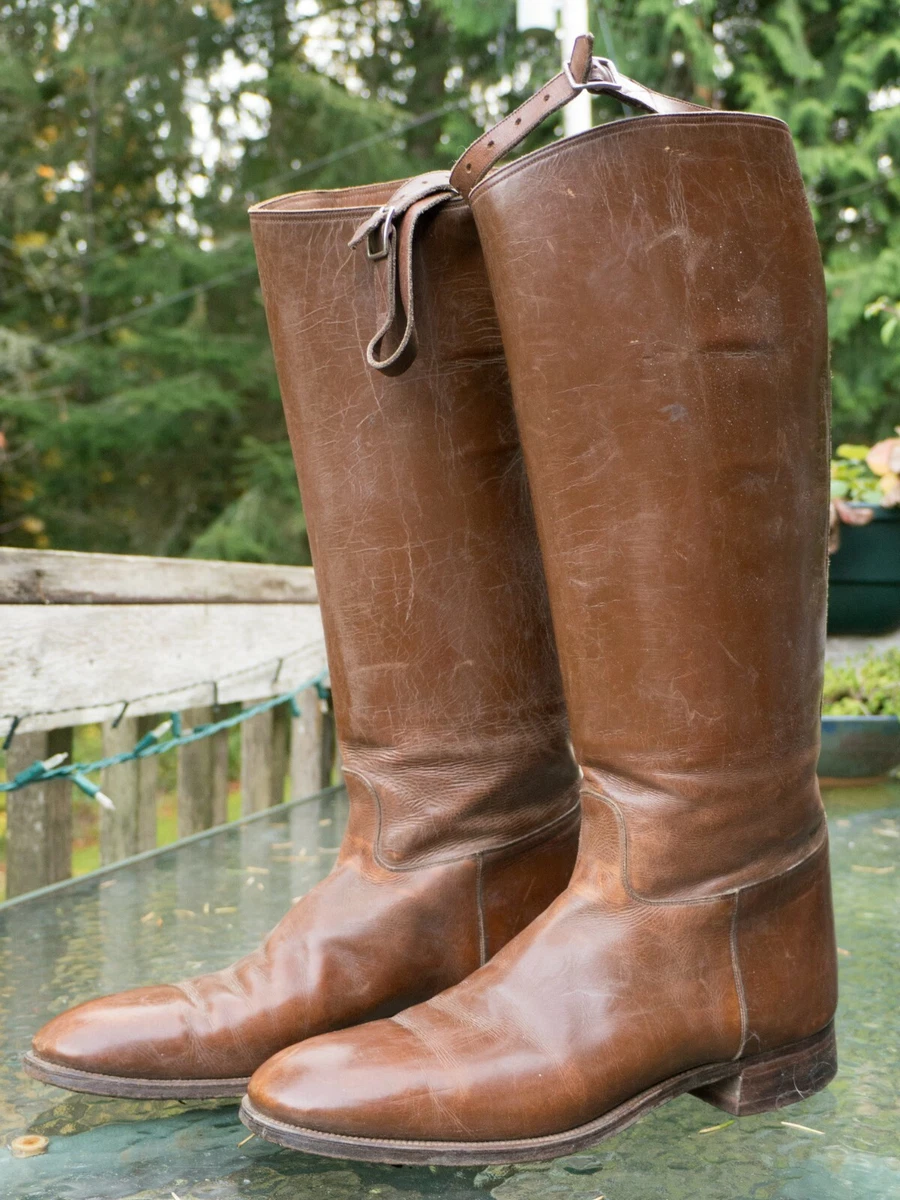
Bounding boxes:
[819,649,900,781]
[828,435,900,635]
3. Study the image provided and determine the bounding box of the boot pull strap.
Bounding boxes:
[450,33,708,200]
[348,171,457,375]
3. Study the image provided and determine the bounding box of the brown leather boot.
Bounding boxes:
[25,176,580,1100]
[240,36,838,1162]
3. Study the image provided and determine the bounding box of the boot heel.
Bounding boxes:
[691,1021,837,1116]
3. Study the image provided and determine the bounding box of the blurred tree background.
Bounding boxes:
[1,0,899,562]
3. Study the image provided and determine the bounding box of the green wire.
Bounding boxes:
[0,668,328,799]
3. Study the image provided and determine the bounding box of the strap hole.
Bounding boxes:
[465,162,472,172]
[544,94,550,101]
[487,139,494,147]
[515,117,522,126]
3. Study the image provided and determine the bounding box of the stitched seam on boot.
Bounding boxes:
[729,891,749,1060]
[344,766,580,874]
[250,202,464,226]
[584,788,828,906]
[470,114,790,201]
[475,852,487,967]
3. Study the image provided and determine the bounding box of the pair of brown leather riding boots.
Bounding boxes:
[26,36,838,1165]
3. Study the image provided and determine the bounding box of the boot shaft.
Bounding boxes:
[249,182,578,868]
[466,108,830,898]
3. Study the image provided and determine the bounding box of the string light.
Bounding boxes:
[0,669,328,810]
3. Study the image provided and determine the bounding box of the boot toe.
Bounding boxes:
[247,1019,446,1141]
[32,985,191,1079]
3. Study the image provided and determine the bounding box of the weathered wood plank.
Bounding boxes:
[0,548,317,605]
[100,717,158,864]
[271,702,290,807]
[289,687,324,800]
[5,728,73,898]
[240,705,275,816]
[136,715,160,851]
[212,725,230,826]
[0,603,327,736]
[176,707,216,837]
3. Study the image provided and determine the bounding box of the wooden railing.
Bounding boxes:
[0,548,332,899]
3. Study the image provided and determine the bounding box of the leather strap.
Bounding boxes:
[349,36,709,374]
[450,33,708,199]
[349,171,457,375]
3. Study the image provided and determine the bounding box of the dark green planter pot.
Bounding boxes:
[818,715,900,781]
[828,505,900,635]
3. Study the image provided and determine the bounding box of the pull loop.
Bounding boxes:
[349,171,458,375]
[450,32,708,200]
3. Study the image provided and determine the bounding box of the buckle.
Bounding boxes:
[366,205,395,261]
[564,55,622,94]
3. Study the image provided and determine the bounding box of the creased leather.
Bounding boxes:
[247,63,838,1148]
[30,176,580,1087]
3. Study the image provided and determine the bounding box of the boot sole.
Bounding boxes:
[22,1051,248,1099]
[238,1021,836,1166]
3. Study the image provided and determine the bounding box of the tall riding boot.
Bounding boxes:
[241,37,838,1162]
[26,176,580,1099]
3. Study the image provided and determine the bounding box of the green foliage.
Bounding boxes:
[0,0,555,563]
[830,443,883,503]
[189,437,310,563]
[822,650,900,716]
[2,1,900,563]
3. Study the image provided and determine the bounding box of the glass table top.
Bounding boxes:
[1,783,897,1200]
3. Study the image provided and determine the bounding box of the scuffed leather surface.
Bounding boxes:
[472,115,831,898]
[248,794,741,1139]
[33,801,580,1081]
[250,183,578,868]
[736,841,838,1057]
[247,111,838,1143]
[31,177,580,1084]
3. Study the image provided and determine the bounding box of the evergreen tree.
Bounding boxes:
[2,1,898,563]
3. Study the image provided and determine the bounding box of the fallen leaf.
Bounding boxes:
[140,911,156,923]
[781,1121,824,1136]
[851,864,895,874]
[697,1120,734,1134]
[236,1132,255,1148]
[837,947,851,957]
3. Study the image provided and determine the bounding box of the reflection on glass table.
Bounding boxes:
[1,783,898,1200]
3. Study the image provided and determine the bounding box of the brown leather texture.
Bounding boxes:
[30,177,580,1087]
[246,101,838,1150]
[472,115,831,899]
[735,838,838,1057]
